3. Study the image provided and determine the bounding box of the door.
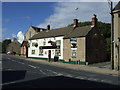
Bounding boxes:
[48,50,51,62]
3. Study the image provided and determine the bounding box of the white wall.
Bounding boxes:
[28,36,64,59]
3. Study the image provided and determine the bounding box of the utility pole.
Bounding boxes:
[110,1,114,70]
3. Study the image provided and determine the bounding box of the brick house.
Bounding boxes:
[28,14,106,65]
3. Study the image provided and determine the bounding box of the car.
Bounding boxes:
[7,51,16,55]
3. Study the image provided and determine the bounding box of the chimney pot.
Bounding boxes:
[47,25,50,30]
[73,19,78,27]
[92,14,97,27]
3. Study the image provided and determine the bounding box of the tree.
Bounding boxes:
[2,39,11,53]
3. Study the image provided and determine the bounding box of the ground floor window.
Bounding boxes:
[72,50,76,58]
[32,50,35,54]
[39,47,43,55]
[55,49,61,56]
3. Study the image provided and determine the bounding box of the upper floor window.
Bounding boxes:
[56,40,61,46]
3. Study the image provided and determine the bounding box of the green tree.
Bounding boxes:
[2,39,11,53]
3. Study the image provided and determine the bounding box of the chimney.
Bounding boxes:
[47,25,50,31]
[36,28,39,32]
[13,38,17,42]
[73,19,78,27]
[92,14,98,27]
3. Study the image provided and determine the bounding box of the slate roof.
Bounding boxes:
[29,25,95,40]
[113,1,120,11]
[64,25,94,38]
[30,26,74,40]
[31,26,46,32]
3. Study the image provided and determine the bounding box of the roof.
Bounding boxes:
[25,26,46,35]
[29,25,94,40]
[113,1,120,11]
[64,25,93,38]
[30,26,74,40]
[31,26,46,31]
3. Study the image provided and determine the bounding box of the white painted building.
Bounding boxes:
[28,36,64,60]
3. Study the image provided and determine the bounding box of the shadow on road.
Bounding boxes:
[2,76,119,88]
[2,70,26,83]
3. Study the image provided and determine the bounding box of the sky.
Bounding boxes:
[1,0,119,43]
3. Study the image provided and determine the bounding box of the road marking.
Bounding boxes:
[46,69,63,76]
[28,65,37,68]
[75,76,87,80]
[39,70,46,75]
[65,74,73,78]
[17,62,25,65]
[2,81,18,86]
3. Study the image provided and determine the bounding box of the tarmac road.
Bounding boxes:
[2,54,120,88]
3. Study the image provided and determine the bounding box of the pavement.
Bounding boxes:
[13,55,119,77]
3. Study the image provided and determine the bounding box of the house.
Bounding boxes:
[21,26,46,56]
[112,1,120,70]
[28,14,106,65]
[6,38,21,55]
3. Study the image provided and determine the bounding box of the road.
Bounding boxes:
[1,54,119,88]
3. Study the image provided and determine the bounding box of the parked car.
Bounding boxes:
[7,51,16,55]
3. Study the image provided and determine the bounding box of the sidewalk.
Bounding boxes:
[15,55,119,76]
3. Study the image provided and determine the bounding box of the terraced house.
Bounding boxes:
[21,26,46,56]
[28,14,106,65]
[112,1,120,70]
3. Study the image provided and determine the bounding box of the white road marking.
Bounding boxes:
[75,76,87,80]
[46,69,63,76]
[17,62,25,65]
[65,74,73,78]
[28,65,37,68]
[39,70,46,75]
[2,81,18,86]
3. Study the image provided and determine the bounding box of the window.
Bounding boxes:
[32,50,35,54]
[55,40,61,56]
[72,50,76,58]
[39,47,43,55]
[43,39,46,45]
[70,38,77,48]
[55,49,61,56]
[56,40,61,46]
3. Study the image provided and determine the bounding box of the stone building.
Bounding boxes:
[21,26,46,56]
[6,38,21,55]
[28,14,106,65]
[113,1,120,70]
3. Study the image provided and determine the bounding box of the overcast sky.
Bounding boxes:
[1,0,119,43]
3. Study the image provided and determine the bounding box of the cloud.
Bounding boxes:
[37,2,111,29]
[17,31,24,43]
